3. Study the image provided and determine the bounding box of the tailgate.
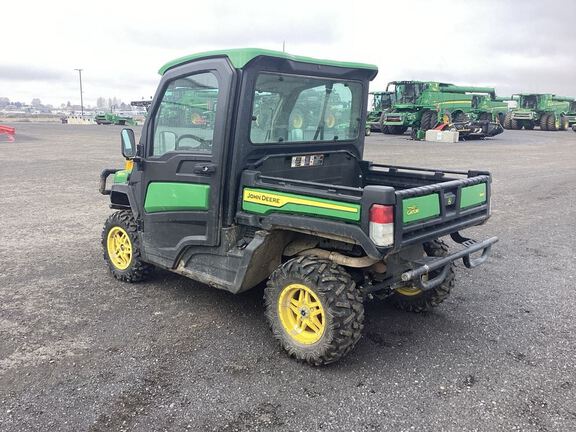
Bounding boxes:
[394,174,491,247]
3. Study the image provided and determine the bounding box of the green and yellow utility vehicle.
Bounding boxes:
[381,81,498,136]
[99,49,498,365]
[365,91,394,135]
[504,94,574,131]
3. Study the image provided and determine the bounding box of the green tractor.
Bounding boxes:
[504,94,573,131]
[365,91,394,135]
[99,48,498,365]
[381,81,498,136]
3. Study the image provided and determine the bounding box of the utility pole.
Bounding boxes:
[74,68,84,116]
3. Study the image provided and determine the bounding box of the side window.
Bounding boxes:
[152,72,219,156]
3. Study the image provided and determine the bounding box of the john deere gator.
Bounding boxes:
[504,94,574,131]
[99,48,498,365]
[381,81,499,136]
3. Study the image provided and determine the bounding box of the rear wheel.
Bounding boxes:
[560,115,569,131]
[102,210,153,282]
[498,113,506,125]
[524,121,535,130]
[265,256,364,365]
[365,127,372,136]
[389,240,455,313]
[540,113,549,130]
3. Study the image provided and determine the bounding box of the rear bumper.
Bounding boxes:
[401,235,499,290]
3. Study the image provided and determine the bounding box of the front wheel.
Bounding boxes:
[265,256,364,365]
[102,210,153,282]
[389,239,455,313]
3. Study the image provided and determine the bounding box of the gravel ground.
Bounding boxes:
[0,123,575,431]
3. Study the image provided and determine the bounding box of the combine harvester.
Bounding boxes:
[365,91,395,135]
[504,94,574,131]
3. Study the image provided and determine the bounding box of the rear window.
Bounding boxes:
[250,73,363,144]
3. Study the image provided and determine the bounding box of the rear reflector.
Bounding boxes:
[370,204,394,224]
[369,204,394,247]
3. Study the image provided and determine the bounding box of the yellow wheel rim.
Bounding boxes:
[278,283,325,345]
[291,113,303,129]
[106,226,132,270]
[395,286,423,297]
[325,113,336,128]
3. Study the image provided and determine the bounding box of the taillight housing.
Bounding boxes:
[369,204,394,247]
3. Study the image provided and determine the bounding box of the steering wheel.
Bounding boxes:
[176,133,212,151]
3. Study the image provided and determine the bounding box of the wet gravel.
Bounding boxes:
[0,123,575,431]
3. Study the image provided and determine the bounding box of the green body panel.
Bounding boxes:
[242,188,361,222]
[144,182,210,213]
[402,194,440,224]
[159,48,378,75]
[113,169,130,184]
[460,183,487,209]
[382,80,500,129]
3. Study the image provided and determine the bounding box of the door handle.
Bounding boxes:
[192,163,217,175]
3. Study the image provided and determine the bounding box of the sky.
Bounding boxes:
[2,0,575,107]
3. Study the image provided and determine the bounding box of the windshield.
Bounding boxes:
[520,95,538,109]
[394,83,421,104]
[250,73,363,144]
[369,92,393,111]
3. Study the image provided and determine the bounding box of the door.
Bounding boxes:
[138,61,233,266]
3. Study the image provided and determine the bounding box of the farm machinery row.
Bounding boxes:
[366,81,576,137]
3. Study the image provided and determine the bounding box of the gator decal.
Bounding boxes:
[402,193,440,224]
[460,183,487,209]
[242,188,360,222]
[144,182,210,213]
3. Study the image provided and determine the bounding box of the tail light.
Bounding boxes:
[369,204,394,247]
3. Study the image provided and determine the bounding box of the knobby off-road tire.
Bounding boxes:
[389,239,455,313]
[102,210,153,282]
[560,115,569,131]
[498,113,506,125]
[524,121,535,130]
[539,113,549,130]
[265,256,364,366]
[547,113,558,131]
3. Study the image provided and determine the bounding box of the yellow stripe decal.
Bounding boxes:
[243,189,358,213]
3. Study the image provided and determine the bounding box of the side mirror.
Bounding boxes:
[121,128,136,159]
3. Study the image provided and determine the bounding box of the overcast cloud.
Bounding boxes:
[2,0,575,106]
